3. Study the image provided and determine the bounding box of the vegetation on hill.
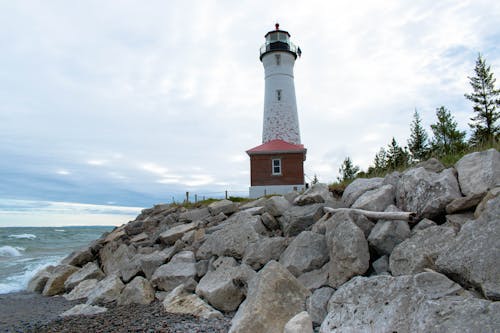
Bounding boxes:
[333,53,500,191]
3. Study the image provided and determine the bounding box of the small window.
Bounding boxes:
[275,54,281,65]
[272,158,281,175]
[276,89,282,101]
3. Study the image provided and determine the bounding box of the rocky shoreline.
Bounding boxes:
[22,148,500,332]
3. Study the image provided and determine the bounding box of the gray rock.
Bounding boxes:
[293,183,332,206]
[159,222,197,245]
[352,184,395,212]
[411,218,437,235]
[315,210,374,237]
[86,274,125,305]
[342,178,384,207]
[279,231,328,277]
[130,232,149,243]
[396,167,462,219]
[474,187,500,218]
[151,251,197,292]
[321,272,499,333]
[446,192,485,214]
[63,279,98,301]
[415,157,446,173]
[228,261,310,333]
[136,247,176,279]
[239,197,267,210]
[195,264,256,312]
[390,225,456,276]
[179,207,210,222]
[64,262,104,291]
[436,196,500,300]
[212,256,238,270]
[242,237,287,270]
[117,276,155,305]
[281,203,324,237]
[455,148,500,196]
[297,263,330,291]
[195,260,209,278]
[61,247,94,267]
[99,242,138,281]
[260,212,280,231]
[283,311,313,333]
[27,265,54,293]
[163,284,223,319]
[444,212,474,232]
[60,304,107,317]
[367,206,410,255]
[325,215,369,288]
[264,196,291,216]
[372,255,389,274]
[196,213,259,260]
[382,171,401,188]
[284,191,300,204]
[208,199,237,216]
[306,287,335,326]
[42,265,79,296]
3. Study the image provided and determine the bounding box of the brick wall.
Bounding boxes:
[250,152,305,186]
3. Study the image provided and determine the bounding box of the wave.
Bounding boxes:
[8,233,37,239]
[0,246,22,257]
[0,259,61,294]
[54,229,65,232]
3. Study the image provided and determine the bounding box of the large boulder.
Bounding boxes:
[178,207,210,222]
[208,199,237,216]
[342,178,384,207]
[196,213,259,260]
[283,311,313,333]
[195,263,256,312]
[64,262,105,291]
[293,183,332,206]
[159,222,197,245]
[445,192,485,214]
[297,263,330,291]
[27,265,55,293]
[61,247,94,267]
[264,196,291,216]
[324,215,369,288]
[136,247,176,279]
[228,261,310,333]
[86,274,125,305]
[352,184,395,212]
[63,279,98,301]
[367,206,410,255]
[395,167,462,219]
[117,276,155,305]
[280,204,324,237]
[415,157,446,173]
[436,195,500,300]
[163,284,223,319]
[306,286,335,325]
[242,237,287,270]
[474,187,500,218]
[42,265,79,296]
[151,251,197,292]
[320,272,499,332]
[390,225,456,276]
[455,148,500,196]
[99,242,139,281]
[279,231,328,277]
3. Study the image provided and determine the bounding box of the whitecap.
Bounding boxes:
[0,259,61,294]
[54,229,65,232]
[0,246,22,257]
[8,233,37,239]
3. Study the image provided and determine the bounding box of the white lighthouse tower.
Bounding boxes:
[261,23,302,145]
[247,24,307,198]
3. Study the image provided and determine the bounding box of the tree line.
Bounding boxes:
[337,54,499,183]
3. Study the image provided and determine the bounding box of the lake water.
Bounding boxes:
[0,226,113,294]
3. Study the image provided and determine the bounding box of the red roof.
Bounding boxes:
[246,139,306,155]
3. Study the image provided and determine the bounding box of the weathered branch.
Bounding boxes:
[323,207,417,223]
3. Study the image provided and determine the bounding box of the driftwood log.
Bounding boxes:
[323,207,417,223]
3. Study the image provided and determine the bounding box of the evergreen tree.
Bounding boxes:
[407,109,429,161]
[430,106,466,155]
[337,157,360,182]
[464,54,500,144]
[373,147,387,171]
[312,174,319,184]
[386,137,410,170]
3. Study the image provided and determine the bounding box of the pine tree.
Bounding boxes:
[373,148,387,171]
[386,138,410,170]
[464,54,500,144]
[312,174,319,184]
[407,109,429,162]
[430,106,466,155]
[337,157,360,182]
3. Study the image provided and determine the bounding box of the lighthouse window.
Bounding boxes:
[275,54,281,65]
[272,158,282,175]
[276,89,282,101]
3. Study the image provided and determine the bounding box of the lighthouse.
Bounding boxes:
[247,24,307,198]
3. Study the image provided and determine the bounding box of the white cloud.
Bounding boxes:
[56,169,71,176]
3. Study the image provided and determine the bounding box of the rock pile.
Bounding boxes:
[28,149,500,332]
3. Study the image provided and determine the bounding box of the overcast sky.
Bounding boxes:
[1,0,499,210]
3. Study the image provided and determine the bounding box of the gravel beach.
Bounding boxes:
[0,292,232,333]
